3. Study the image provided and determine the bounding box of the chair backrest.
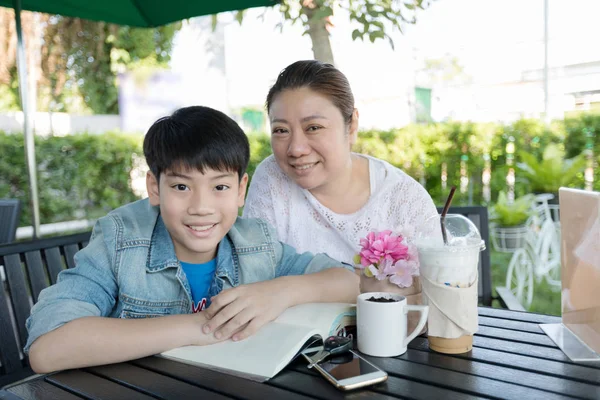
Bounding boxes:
[0,231,91,387]
[436,206,492,306]
[0,200,21,245]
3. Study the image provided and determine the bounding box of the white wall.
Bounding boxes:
[0,111,121,135]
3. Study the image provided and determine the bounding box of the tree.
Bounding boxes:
[226,0,431,65]
[40,17,181,114]
[0,9,181,115]
[0,9,43,111]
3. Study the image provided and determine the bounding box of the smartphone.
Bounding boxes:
[302,348,388,391]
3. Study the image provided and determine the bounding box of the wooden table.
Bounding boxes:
[2,308,599,399]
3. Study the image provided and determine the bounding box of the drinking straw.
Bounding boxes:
[440,186,457,245]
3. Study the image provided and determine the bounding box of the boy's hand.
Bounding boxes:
[202,279,291,342]
[187,312,227,346]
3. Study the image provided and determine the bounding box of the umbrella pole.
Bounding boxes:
[13,0,41,238]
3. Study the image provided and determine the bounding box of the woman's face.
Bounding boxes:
[268,87,357,194]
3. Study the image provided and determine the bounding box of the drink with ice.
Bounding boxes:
[418,236,482,288]
[415,214,485,354]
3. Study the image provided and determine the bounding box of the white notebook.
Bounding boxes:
[160,302,356,381]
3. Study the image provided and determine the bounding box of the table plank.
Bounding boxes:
[478,307,561,324]
[399,346,600,399]
[472,336,600,369]
[89,363,232,399]
[269,369,398,400]
[411,336,568,363]
[132,357,313,400]
[361,354,569,400]
[46,370,155,400]
[6,378,82,400]
[410,338,600,384]
[478,316,546,334]
[287,362,485,400]
[476,326,557,347]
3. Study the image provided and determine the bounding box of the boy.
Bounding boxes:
[26,106,359,373]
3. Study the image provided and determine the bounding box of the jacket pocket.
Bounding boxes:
[119,293,188,319]
[120,309,168,319]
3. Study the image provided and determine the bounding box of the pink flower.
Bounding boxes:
[387,259,419,288]
[355,230,420,289]
[359,231,407,266]
[368,264,387,280]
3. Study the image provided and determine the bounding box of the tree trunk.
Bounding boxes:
[301,5,335,65]
[0,8,17,85]
[24,12,43,117]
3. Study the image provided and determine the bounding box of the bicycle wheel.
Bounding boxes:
[505,248,534,309]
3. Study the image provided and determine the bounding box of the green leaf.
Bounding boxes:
[372,21,385,30]
[368,30,385,43]
[516,143,586,193]
[387,34,396,51]
[491,191,535,226]
[366,6,379,18]
[352,29,362,40]
[235,10,245,26]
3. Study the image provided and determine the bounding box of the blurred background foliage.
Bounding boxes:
[1,112,598,228]
[0,8,181,115]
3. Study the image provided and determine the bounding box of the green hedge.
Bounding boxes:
[2,113,599,227]
[354,115,600,205]
[0,132,142,227]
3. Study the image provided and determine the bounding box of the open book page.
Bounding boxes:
[275,302,356,335]
[160,302,355,381]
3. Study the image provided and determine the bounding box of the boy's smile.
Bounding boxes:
[147,166,248,264]
[188,224,217,234]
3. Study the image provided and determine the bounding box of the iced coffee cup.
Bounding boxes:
[415,214,485,354]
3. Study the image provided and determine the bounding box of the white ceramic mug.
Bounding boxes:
[357,292,429,357]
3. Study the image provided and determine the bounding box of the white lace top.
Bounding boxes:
[243,154,438,264]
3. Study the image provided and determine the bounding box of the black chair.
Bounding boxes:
[436,206,492,306]
[0,231,91,387]
[0,200,21,245]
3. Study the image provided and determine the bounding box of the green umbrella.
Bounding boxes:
[2,0,278,238]
[0,0,278,27]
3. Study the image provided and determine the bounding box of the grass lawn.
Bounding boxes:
[490,250,561,316]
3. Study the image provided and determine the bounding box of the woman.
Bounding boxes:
[243,60,438,265]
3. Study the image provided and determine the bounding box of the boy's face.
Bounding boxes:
[147,166,248,264]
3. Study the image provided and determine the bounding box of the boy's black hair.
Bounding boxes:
[143,106,250,182]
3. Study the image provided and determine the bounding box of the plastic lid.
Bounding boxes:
[415,214,486,253]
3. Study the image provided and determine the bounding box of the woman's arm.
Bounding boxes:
[28,312,220,373]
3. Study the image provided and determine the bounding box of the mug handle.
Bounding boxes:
[403,305,429,347]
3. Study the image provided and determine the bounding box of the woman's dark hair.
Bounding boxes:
[143,106,249,182]
[266,60,355,124]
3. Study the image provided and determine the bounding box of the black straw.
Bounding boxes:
[440,186,457,245]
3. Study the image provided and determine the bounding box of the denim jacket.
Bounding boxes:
[25,198,351,353]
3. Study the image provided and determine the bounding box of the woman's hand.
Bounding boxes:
[202,279,292,342]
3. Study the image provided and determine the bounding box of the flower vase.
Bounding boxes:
[359,274,427,336]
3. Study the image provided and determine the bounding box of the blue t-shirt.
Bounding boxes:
[180,259,217,313]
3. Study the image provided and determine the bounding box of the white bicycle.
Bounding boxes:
[504,194,561,309]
